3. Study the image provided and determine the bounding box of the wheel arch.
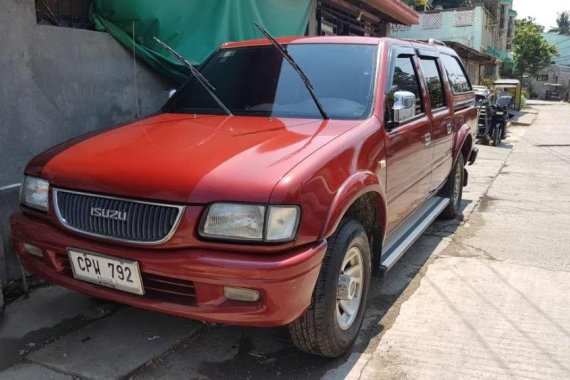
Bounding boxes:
[319,171,387,275]
[455,123,473,164]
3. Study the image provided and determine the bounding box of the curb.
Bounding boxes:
[511,112,537,127]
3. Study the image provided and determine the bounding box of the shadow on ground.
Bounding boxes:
[135,201,471,380]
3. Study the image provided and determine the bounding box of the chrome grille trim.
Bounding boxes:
[53,189,185,245]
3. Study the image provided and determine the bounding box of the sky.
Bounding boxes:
[514,0,570,31]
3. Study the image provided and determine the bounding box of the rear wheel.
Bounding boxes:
[289,219,371,357]
[439,154,464,219]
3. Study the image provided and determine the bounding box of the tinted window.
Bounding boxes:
[441,54,472,94]
[167,44,378,120]
[420,58,446,109]
[391,56,423,115]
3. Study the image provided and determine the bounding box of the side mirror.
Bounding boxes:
[168,89,177,98]
[392,91,416,124]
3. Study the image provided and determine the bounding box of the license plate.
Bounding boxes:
[68,249,144,295]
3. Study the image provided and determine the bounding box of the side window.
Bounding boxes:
[391,56,424,115]
[419,58,446,109]
[440,54,472,94]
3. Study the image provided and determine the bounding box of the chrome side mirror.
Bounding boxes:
[392,91,416,124]
[168,89,177,98]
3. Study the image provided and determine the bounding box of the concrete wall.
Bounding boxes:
[0,0,171,287]
[392,7,485,49]
[528,65,570,100]
[391,5,513,58]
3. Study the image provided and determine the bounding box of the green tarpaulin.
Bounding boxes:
[91,0,314,83]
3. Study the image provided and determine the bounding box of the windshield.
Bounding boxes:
[165,44,378,120]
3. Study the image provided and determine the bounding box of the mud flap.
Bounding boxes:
[463,168,468,187]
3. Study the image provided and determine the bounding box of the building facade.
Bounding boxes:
[528,64,570,100]
[390,0,516,84]
[309,0,419,37]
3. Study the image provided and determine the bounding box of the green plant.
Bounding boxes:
[403,0,430,8]
[481,77,496,88]
[513,18,558,78]
[500,57,515,78]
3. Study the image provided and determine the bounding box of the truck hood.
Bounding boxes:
[30,113,362,204]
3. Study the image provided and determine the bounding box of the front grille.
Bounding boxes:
[54,189,184,244]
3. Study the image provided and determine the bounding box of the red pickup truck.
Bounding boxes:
[11,36,477,357]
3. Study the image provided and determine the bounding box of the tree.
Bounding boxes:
[403,0,430,9]
[548,11,570,35]
[513,17,558,77]
[500,57,515,78]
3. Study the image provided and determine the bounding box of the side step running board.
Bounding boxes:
[380,196,450,271]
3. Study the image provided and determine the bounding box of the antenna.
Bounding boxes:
[132,21,140,118]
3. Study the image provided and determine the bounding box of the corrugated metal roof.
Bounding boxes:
[543,33,570,66]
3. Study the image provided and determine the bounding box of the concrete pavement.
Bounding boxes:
[337,101,570,379]
[1,102,569,379]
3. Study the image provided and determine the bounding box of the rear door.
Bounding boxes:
[418,53,454,192]
[384,48,432,234]
[440,53,476,163]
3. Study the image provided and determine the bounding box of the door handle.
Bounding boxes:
[424,133,432,146]
[446,123,453,135]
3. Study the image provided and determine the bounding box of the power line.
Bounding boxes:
[552,38,570,47]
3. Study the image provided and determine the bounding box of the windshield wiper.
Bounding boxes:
[153,36,232,116]
[254,23,329,120]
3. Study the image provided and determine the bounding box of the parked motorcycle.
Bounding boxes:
[474,85,511,146]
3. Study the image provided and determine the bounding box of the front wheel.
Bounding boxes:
[289,219,371,357]
[492,123,502,146]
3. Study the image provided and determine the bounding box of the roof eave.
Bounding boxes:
[361,0,420,25]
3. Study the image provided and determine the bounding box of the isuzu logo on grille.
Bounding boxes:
[90,207,127,221]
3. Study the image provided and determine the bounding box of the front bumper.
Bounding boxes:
[11,213,326,327]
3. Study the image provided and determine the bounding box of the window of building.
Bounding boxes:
[420,58,446,109]
[453,10,475,27]
[440,54,472,94]
[35,0,94,30]
[536,74,549,81]
[391,56,424,115]
[423,13,442,30]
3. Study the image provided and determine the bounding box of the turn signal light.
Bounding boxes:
[223,286,260,302]
[23,243,43,258]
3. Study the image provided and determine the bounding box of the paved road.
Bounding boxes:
[1,101,569,379]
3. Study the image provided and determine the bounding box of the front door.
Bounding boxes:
[418,56,454,192]
[384,53,432,235]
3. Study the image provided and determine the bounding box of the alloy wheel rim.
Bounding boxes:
[336,246,364,330]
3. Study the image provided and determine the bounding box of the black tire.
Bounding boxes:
[492,124,502,146]
[439,154,464,219]
[289,219,371,357]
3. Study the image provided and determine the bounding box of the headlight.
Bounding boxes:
[21,176,50,212]
[200,203,300,242]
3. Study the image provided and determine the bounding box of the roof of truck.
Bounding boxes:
[222,36,382,49]
[222,36,458,57]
